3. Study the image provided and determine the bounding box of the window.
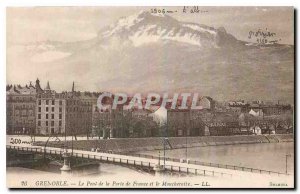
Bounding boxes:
[38,107,41,112]
[38,100,41,105]
[38,114,41,119]
[38,121,41,126]
[59,114,62,119]
[46,107,49,112]
[59,107,62,112]
[46,114,48,119]
[178,130,183,136]
[46,121,48,126]
[52,100,55,105]
[51,121,54,126]
[51,114,54,119]
[59,100,62,105]
[59,121,62,126]
[52,107,54,112]
[46,100,49,105]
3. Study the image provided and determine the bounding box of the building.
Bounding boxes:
[70,91,99,137]
[202,112,240,136]
[6,83,36,134]
[166,96,216,137]
[35,79,95,136]
[127,108,158,137]
[6,79,293,137]
[167,109,190,137]
[167,109,207,137]
[261,104,292,116]
[35,80,65,135]
[92,104,112,138]
[226,100,249,115]
[247,101,293,117]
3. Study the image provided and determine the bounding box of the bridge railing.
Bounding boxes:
[7,145,288,176]
[29,144,289,175]
[69,152,232,178]
[186,160,288,176]
[162,164,232,178]
[113,152,288,176]
[7,145,233,178]
[6,145,64,155]
[8,145,288,177]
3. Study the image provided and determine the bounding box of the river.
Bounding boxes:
[138,142,294,174]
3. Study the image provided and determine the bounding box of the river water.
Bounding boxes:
[139,142,294,174]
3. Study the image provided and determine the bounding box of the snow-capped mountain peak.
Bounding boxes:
[99,11,239,48]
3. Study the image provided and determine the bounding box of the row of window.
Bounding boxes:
[14,113,35,117]
[66,107,92,112]
[38,100,63,105]
[8,96,35,101]
[11,120,35,124]
[36,105,91,112]
[36,99,94,106]
[37,120,62,127]
[13,110,34,117]
[44,127,62,134]
[11,105,35,110]
[37,114,62,119]
[38,107,62,112]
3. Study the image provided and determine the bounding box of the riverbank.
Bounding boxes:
[33,134,293,153]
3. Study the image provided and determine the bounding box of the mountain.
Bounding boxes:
[7,11,294,103]
[97,11,243,48]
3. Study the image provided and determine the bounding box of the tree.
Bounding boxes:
[95,125,102,139]
[282,113,293,134]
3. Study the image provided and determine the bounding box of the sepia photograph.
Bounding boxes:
[5,6,295,189]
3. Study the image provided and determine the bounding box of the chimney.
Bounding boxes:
[72,81,75,92]
[35,78,43,93]
[45,81,51,90]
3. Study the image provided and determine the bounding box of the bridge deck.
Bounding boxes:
[7,145,288,179]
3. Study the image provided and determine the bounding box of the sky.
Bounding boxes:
[7,6,294,45]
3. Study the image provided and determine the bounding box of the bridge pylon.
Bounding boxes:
[153,164,165,177]
[60,150,72,176]
[153,151,165,176]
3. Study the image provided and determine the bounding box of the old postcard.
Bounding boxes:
[6,6,294,188]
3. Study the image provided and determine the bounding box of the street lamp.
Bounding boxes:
[163,119,168,170]
[71,132,73,156]
[158,151,161,166]
[185,128,188,163]
[163,137,167,170]
[286,154,291,174]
